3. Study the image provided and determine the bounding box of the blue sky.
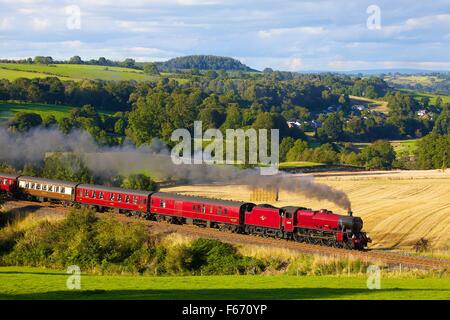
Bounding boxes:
[0,0,449,71]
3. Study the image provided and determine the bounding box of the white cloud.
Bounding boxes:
[258,26,326,39]
[0,17,14,30]
[326,58,450,71]
[383,14,450,35]
[31,17,49,30]
[116,20,160,33]
[61,41,83,49]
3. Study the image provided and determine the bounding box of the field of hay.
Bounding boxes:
[349,95,389,113]
[162,170,450,250]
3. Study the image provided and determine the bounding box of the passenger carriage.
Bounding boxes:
[0,173,20,193]
[75,184,153,214]
[17,176,79,203]
[149,192,248,231]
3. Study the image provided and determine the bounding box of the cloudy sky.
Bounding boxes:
[0,0,449,71]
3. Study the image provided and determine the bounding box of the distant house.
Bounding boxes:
[417,109,427,117]
[351,104,366,111]
[310,120,322,128]
[287,120,302,128]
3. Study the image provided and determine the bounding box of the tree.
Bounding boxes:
[42,154,93,183]
[435,96,443,109]
[7,112,42,132]
[126,92,167,145]
[121,58,136,69]
[98,57,108,66]
[317,113,343,141]
[121,174,158,191]
[285,139,309,162]
[69,56,83,64]
[58,117,73,134]
[359,140,396,169]
[415,133,450,169]
[221,104,243,130]
[42,115,57,128]
[143,63,160,75]
[433,107,450,135]
[279,137,295,162]
[421,96,430,108]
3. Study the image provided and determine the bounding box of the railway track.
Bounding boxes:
[3,200,450,270]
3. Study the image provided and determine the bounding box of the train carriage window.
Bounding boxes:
[117,194,122,202]
[42,185,47,191]
[210,207,213,214]
[110,193,115,201]
[218,207,222,215]
[202,205,205,213]
[85,190,89,197]
[31,183,35,189]
[151,199,154,205]
[286,212,292,219]
[133,196,138,204]
[61,187,65,194]
[36,184,41,190]
[25,183,29,188]
[192,204,196,211]
[125,195,130,203]
[99,192,104,200]
[3,179,7,185]
[48,185,53,192]
[143,199,147,205]
[160,200,165,208]
[92,191,96,199]
[224,208,228,214]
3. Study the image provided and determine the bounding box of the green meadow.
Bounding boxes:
[0,267,448,300]
[399,89,450,106]
[0,63,189,83]
[0,101,114,124]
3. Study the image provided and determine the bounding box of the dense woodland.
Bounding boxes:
[0,57,449,175]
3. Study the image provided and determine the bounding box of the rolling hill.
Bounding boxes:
[155,55,256,72]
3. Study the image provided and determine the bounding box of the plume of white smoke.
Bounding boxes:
[0,127,351,210]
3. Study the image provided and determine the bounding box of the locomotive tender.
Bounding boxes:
[0,173,371,250]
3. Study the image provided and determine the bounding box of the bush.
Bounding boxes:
[1,209,154,272]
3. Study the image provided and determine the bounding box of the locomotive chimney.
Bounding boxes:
[348,210,353,217]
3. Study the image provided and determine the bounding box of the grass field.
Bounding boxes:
[279,161,323,168]
[385,75,445,86]
[390,139,418,155]
[163,170,450,250]
[398,89,450,106]
[0,101,114,124]
[0,267,448,300]
[0,63,189,83]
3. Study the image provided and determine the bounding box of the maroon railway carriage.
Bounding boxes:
[75,184,153,214]
[0,173,20,193]
[149,192,249,231]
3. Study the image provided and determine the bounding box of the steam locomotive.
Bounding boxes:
[0,173,371,250]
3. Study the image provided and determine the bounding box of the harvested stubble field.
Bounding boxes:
[161,170,450,251]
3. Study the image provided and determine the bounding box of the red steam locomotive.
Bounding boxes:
[0,173,371,250]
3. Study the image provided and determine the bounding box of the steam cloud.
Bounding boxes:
[0,127,351,210]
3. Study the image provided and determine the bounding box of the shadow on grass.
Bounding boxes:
[0,205,42,227]
[0,288,445,300]
[0,271,66,276]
